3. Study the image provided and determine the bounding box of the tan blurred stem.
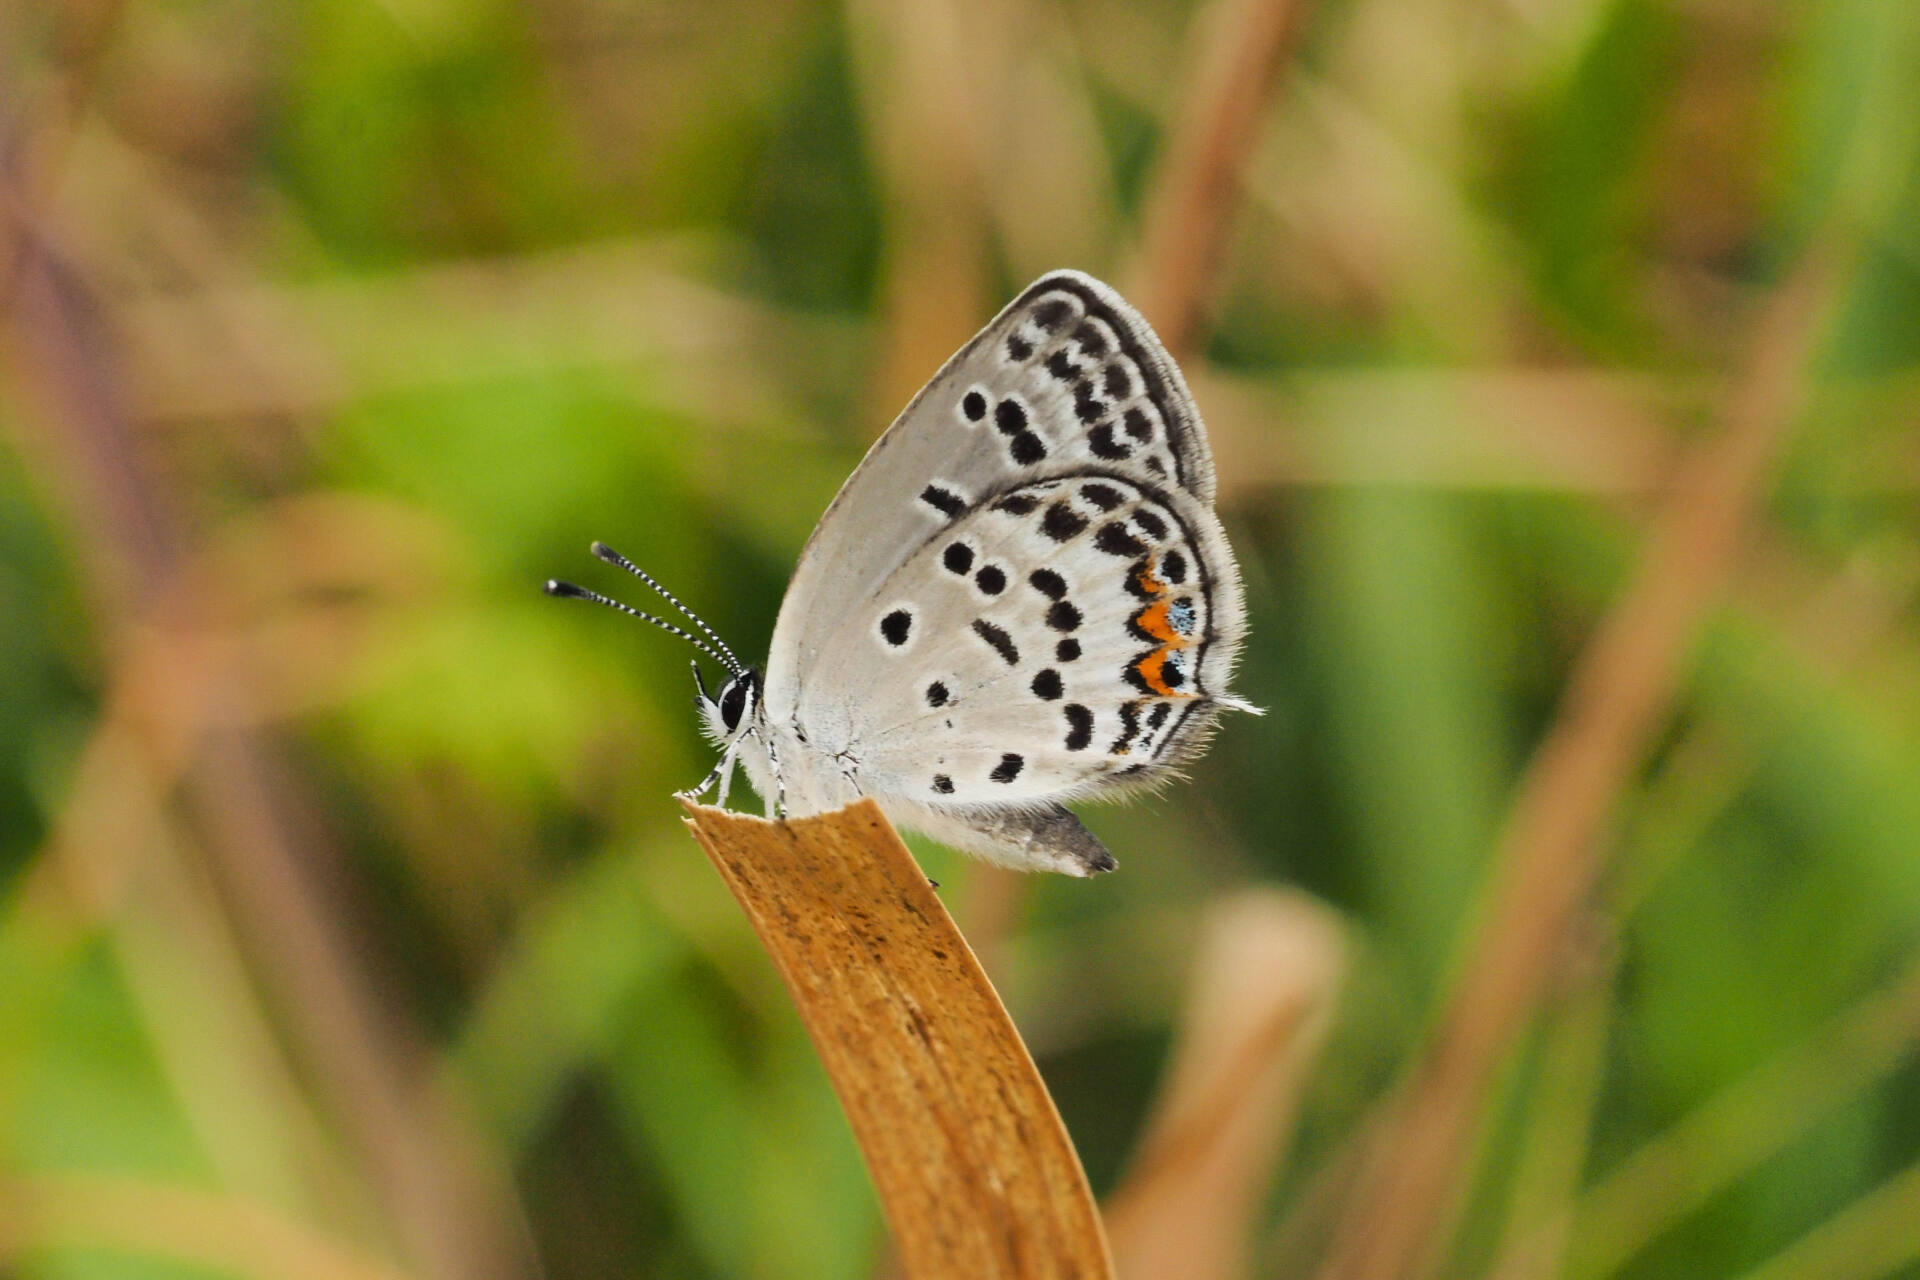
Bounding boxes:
[1130,0,1313,357]
[1731,1158,1920,1280]
[679,798,1114,1280]
[845,0,994,417]
[1309,257,1836,1280]
[1103,890,1347,1280]
[0,1173,416,1280]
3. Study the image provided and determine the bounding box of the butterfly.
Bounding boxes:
[547,270,1257,875]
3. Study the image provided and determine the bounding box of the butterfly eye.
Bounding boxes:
[719,680,749,732]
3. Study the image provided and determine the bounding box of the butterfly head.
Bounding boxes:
[693,662,762,747]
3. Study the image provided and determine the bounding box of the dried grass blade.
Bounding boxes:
[680,798,1114,1280]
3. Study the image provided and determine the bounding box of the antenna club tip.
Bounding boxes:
[545,579,585,598]
[590,541,617,562]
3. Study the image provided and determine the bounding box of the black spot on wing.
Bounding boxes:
[1073,382,1107,423]
[932,774,954,794]
[974,564,1007,595]
[1111,701,1143,753]
[1042,502,1088,542]
[1056,637,1082,662]
[926,681,950,708]
[1096,523,1148,557]
[1028,568,1067,600]
[1124,558,1158,600]
[880,609,913,647]
[1132,508,1169,540]
[943,542,974,574]
[920,485,966,518]
[1031,668,1063,700]
[990,753,1025,783]
[1046,600,1082,632]
[1031,298,1073,331]
[1161,549,1188,584]
[995,398,1028,435]
[1010,431,1047,465]
[994,492,1040,516]
[972,619,1019,665]
[1079,482,1125,510]
[1063,704,1093,750]
[1073,321,1109,356]
[1088,423,1131,460]
[961,390,988,421]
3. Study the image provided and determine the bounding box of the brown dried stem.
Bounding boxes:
[1103,890,1347,1280]
[679,798,1114,1280]
[1130,0,1313,358]
[1310,257,1835,1280]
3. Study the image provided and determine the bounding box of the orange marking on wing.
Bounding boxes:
[1130,560,1169,598]
[1131,651,1179,697]
[1133,600,1180,645]
[1126,554,1199,699]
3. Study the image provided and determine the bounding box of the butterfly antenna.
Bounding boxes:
[544,579,737,672]
[590,542,744,674]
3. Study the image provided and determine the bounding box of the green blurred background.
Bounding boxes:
[3,1,1919,1278]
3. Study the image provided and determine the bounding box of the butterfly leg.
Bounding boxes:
[713,738,744,808]
[676,740,738,806]
[755,727,787,820]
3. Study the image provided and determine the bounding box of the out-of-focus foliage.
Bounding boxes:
[1,2,1918,1279]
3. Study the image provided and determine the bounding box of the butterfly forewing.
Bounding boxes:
[766,272,1222,715]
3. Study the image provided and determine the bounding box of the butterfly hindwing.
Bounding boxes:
[804,471,1246,805]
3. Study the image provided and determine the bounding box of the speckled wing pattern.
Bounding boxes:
[762,271,1249,873]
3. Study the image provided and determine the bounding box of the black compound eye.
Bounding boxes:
[719,680,748,732]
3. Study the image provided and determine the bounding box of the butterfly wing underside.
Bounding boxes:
[761,271,1248,872]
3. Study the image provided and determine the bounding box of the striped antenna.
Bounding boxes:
[590,542,745,674]
[543,580,738,673]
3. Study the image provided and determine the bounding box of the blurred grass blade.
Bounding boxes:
[679,798,1114,1280]
[1104,889,1346,1280]
[1561,952,1920,1280]
[1732,1157,1920,1280]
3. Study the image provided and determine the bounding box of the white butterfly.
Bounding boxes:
[549,271,1257,875]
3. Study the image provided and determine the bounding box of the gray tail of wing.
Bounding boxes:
[881,798,1116,877]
